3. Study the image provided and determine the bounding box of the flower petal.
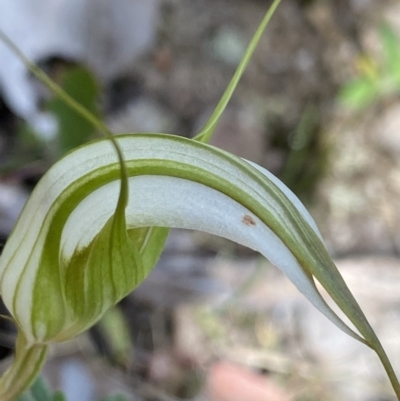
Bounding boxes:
[62,173,361,341]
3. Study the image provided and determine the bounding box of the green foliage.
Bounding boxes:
[17,377,58,401]
[339,23,400,109]
[51,392,67,401]
[47,66,100,155]
[0,66,99,176]
[97,306,132,366]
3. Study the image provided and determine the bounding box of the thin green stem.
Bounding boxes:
[0,331,48,401]
[194,0,283,144]
[374,343,400,400]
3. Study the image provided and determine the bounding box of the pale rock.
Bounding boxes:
[375,103,400,158]
[271,256,400,401]
[107,97,178,134]
[0,182,29,237]
[0,0,159,125]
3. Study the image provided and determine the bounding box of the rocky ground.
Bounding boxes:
[1,0,400,400]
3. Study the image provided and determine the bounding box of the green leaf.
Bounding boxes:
[47,66,100,155]
[30,376,52,401]
[16,376,55,401]
[52,392,67,401]
[98,306,132,365]
[16,393,35,401]
[380,23,400,86]
[338,77,378,109]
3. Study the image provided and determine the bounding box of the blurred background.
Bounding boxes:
[1,0,400,400]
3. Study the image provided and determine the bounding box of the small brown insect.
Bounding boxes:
[242,215,256,226]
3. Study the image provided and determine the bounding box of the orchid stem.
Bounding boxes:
[194,0,283,143]
[375,343,400,400]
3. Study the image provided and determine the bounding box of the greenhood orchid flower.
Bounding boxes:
[1,132,399,399]
[0,133,368,345]
[0,1,400,400]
